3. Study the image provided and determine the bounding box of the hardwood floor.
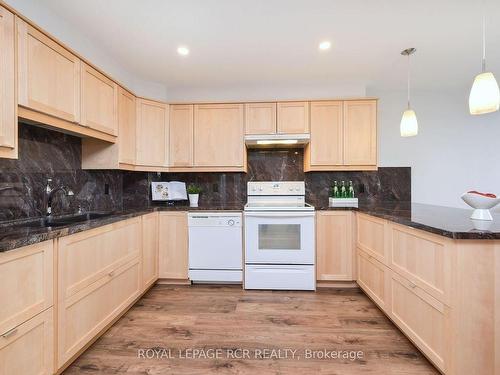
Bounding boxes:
[64,285,438,374]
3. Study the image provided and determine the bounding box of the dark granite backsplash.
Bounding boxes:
[126,149,410,209]
[0,124,122,222]
[0,125,410,222]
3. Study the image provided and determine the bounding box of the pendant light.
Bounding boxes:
[469,4,500,115]
[400,48,418,137]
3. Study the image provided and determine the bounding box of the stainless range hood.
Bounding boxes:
[244,134,310,148]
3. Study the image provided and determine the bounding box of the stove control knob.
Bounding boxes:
[227,219,235,226]
[252,187,256,191]
[259,187,263,191]
[295,187,300,191]
[289,187,293,191]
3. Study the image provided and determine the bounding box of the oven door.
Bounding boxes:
[244,211,315,265]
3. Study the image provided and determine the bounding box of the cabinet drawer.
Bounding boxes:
[0,307,54,375]
[357,248,390,310]
[58,217,141,299]
[0,241,53,335]
[357,213,387,264]
[57,258,141,367]
[389,223,452,304]
[389,270,449,373]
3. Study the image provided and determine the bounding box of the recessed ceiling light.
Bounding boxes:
[319,41,331,51]
[177,46,189,56]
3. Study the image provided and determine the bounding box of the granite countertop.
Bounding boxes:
[2,201,499,253]
[0,203,244,252]
[316,201,500,240]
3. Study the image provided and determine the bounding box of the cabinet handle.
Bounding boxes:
[408,282,417,289]
[1,327,18,338]
[108,270,115,277]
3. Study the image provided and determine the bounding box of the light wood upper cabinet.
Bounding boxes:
[0,6,16,159]
[17,18,81,123]
[169,104,194,167]
[118,87,136,165]
[343,100,377,166]
[194,103,244,168]
[159,212,188,280]
[308,101,343,166]
[277,101,309,134]
[245,102,276,135]
[135,98,169,167]
[142,212,159,289]
[81,62,118,136]
[316,211,354,281]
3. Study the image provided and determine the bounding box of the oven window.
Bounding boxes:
[258,224,301,250]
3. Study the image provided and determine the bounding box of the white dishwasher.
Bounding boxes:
[188,212,243,283]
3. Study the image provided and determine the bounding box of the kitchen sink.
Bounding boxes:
[24,212,115,228]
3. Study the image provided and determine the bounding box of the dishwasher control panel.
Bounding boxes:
[188,212,242,227]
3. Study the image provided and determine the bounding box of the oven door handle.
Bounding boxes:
[243,211,315,218]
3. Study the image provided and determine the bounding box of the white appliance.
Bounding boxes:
[188,212,243,283]
[244,181,315,290]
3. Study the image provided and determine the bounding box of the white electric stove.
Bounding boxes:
[244,181,315,290]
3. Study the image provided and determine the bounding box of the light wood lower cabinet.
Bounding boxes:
[0,307,54,375]
[388,270,449,373]
[316,211,354,281]
[0,241,53,339]
[142,212,159,289]
[356,213,387,264]
[158,212,189,280]
[0,5,16,160]
[57,258,141,368]
[57,218,142,368]
[57,218,141,300]
[357,248,390,310]
[388,223,452,304]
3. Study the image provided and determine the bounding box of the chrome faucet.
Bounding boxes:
[44,179,74,217]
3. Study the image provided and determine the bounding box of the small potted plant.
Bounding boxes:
[187,184,202,207]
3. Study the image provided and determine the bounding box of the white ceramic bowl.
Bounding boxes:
[461,192,500,209]
[461,192,500,221]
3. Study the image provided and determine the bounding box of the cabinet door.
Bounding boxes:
[343,100,377,165]
[158,212,188,279]
[316,211,354,281]
[308,101,343,166]
[0,241,53,337]
[142,212,159,289]
[57,258,140,367]
[277,101,309,134]
[194,104,244,167]
[81,62,118,136]
[0,307,54,375]
[118,87,136,165]
[389,270,449,372]
[17,18,80,123]
[136,99,168,167]
[356,213,387,265]
[169,104,194,167]
[357,249,390,310]
[0,6,16,159]
[245,102,276,135]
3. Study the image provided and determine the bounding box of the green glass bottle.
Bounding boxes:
[332,181,339,198]
[340,181,346,198]
[348,181,355,198]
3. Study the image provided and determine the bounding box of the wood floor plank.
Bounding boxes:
[63,285,438,374]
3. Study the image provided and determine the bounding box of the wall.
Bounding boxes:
[370,87,500,209]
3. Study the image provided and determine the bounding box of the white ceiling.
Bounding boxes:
[13,0,500,98]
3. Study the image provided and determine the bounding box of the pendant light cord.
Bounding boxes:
[407,53,411,109]
[482,0,486,72]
